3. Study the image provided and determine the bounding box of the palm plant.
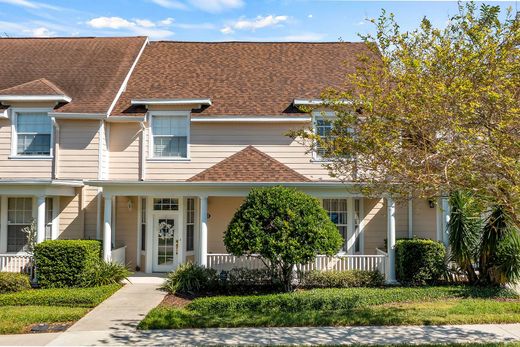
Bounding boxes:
[480,205,520,285]
[448,191,482,284]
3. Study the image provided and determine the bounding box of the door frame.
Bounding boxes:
[147,197,185,273]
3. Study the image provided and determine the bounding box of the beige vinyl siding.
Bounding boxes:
[83,186,100,239]
[363,198,387,254]
[109,123,141,180]
[115,196,138,269]
[58,188,84,239]
[141,122,332,181]
[207,196,244,253]
[412,198,437,239]
[58,120,100,179]
[0,118,52,178]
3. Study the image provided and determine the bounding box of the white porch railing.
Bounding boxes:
[0,254,34,278]
[207,252,389,278]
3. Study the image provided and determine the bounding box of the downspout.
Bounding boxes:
[139,119,146,181]
[52,118,60,180]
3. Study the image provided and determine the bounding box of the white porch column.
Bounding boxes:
[386,196,397,283]
[36,196,46,244]
[51,197,60,240]
[441,197,450,247]
[199,196,208,267]
[103,194,112,261]
[407,198,413,238]
[0,196,8,253]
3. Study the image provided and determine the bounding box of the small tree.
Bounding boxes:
[224,186,343,291]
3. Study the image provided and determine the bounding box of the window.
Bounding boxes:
[323,199,348,252]
[141,197,146,251]
[15,112,52,156]
[313,113,336,160]
[45,197,53,241]
[185,198,195,252]
[153,198,179,211]
[151,114,188,158]
[7,198,33,252]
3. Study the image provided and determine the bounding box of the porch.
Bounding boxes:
[91,181,451,283]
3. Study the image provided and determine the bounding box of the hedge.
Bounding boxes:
[300,270,385,288]
[395,239,446,285]
[0,273,31,294]
[0,284,121,307]
[34,240,102,288]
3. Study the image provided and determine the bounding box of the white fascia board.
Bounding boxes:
[190,116,311,123]
[293,98,353,106]
[0,95,72,103]
[85,180,348,188]
[107,38,149,117]
[131,98,212,106]
[106,116,146,123]
[48,112,106,120]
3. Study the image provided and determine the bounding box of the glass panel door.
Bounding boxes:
[153,214,181,272]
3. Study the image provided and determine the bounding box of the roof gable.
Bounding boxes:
[0,78,69,97]
[188,145,311,182]
[0,37,147,113]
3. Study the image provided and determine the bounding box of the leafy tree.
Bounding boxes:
[224,186,343,291]
[291,3,520,224]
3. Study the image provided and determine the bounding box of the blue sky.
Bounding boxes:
[0,0,517,41]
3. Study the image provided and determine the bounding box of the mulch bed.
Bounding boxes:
[159,294,193,308]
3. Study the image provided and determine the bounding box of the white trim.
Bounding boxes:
[107,38,149,116]
[9,108,54,159]
[145,197,153,273]
[0,196,7,253]
[98,121,105,180]
[51,196,59,240]
[148,110,191,161]
[311,111,336,162]
[190,116,311,123]
[106,116,145,123]
[48,113,106,120]
[293,98,352,106]
[132,98,212,107]
[136,197,142,268]
[0,95,71,103]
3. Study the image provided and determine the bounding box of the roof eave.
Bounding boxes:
[131,98,212,107]
[0,95,72,103]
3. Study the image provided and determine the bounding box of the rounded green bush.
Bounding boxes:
[395,238,446,285]
[0,272,32,294]
[162,263,218,295]
[225,186,343,290]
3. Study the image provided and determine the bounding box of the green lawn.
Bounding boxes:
[139,286,520,329]
[0,284,121,334]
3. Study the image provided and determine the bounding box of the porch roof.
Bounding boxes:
[0,179,83,196]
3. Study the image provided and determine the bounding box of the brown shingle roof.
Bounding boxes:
[0,37,147,113]
[188,145,311,182]
[113,41,373,117]
[0,78,68,97]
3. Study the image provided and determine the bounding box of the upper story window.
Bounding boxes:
[151,112,189,159]
[313,112,336,161]
[13,111,52,157]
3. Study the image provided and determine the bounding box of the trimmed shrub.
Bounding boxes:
[395,239,446,285]
[162,263,218,295]
[34,240,101,288]
[300,270,385,289]
[225,186,343,291]
[81,260,132,287]
[0,273,31,294]
[224,268,279,293]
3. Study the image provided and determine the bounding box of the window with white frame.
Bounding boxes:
[323,199,348,252]
[185,198,195,252]
[7,197,33,252]
[15,112,52,156]
[151,114,189,159]
[313,113,334,160]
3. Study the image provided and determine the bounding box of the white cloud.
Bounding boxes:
[308,14,313,18]
[24,26,55,37]
[0,0,63,10]
[188,0,243,13]
[221,15,289,34]
[87,17,134,29]
[150,0,187,10]
[86,16,174,39]
[160,17,175,25]
[135,19,156,28]
[174,22,215,30]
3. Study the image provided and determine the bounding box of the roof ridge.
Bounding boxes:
[151,40,365,44]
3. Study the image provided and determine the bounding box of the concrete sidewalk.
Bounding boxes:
[37,324,520,346]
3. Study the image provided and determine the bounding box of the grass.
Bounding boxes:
[138,286,520,329]
[0,284,121,334]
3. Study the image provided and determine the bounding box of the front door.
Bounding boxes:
[153,214,182,272]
